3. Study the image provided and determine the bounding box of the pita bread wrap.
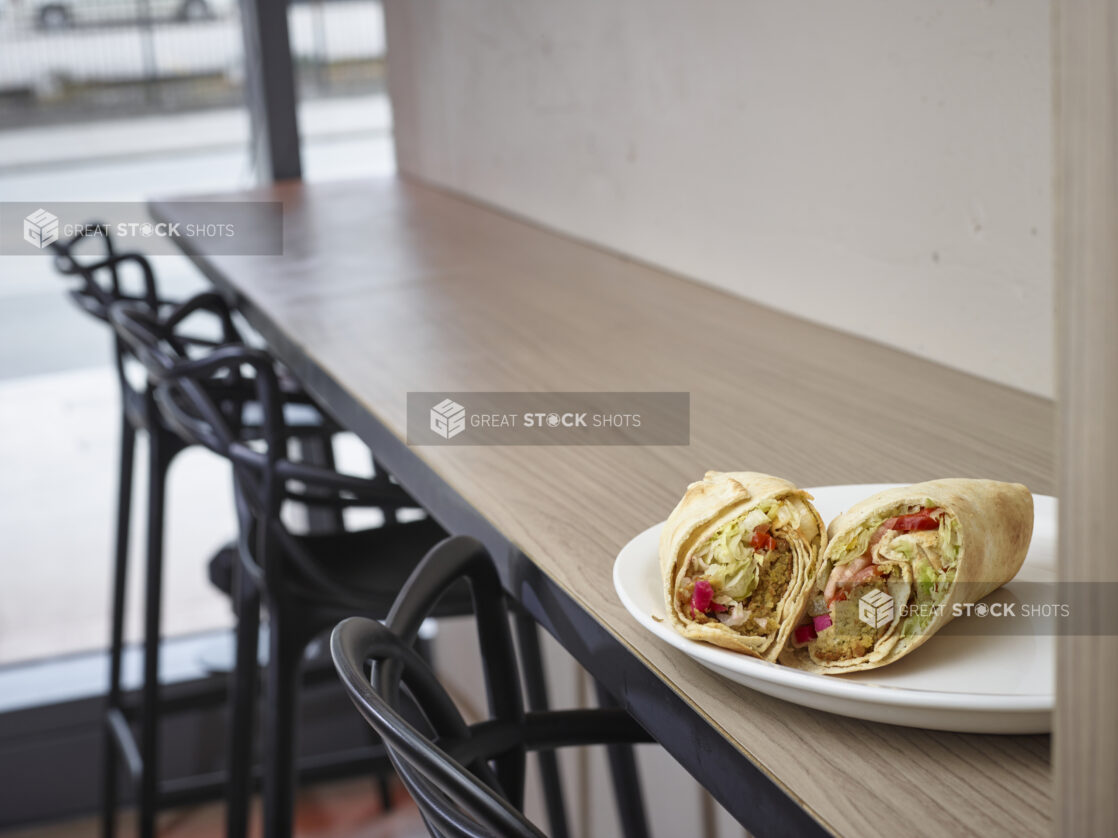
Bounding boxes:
[780,478,1033,674]
[660,471,825,661]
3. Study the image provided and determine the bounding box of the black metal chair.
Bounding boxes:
[52,227,176,838]
[49,228,342,838]
[109,298,477,837]
[331,536,655,838]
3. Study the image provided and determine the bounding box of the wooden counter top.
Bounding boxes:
[153,176,1053,837]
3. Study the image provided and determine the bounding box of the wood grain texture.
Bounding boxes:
[1054,2,1118,835]
[153,177,1054,837]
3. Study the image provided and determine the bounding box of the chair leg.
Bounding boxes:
[371,457,401,524]
[138,429,171,838]
[594,681,650,838]
[262,615,304,838]
[297,433,343,533]
[101,415,136,838]
[514,611,570,838]
[376,774,393,813]
[225,563,261,838]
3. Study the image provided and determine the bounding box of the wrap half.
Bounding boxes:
[781,478,1033,674]
[660,471,825,661]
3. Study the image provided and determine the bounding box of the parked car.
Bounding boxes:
[21,0,227,28]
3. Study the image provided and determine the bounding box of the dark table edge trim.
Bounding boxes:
[149,197,837,838]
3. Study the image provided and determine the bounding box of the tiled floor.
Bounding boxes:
[0,778,427,838]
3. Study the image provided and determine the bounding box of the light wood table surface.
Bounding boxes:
[152,177,1053,838]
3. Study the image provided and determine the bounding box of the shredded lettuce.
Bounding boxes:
[768,499,802,531]
[692,503,789,601]
[939,514,961,567]
[879,533,917,562]
[901,613,927,637]
[692,516,759,600]
[692,498,814,602]
[833,504,960,568]
[705,560,759,600]
[762,497,819,539]
[740,508,770,533]
[830,512,890,563]
[913,557,937,598]
[901,559,956,637]
[830,504,963,638]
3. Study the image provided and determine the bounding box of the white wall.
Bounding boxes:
[384,0,1053,397]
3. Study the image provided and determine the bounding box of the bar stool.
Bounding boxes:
[53,229,229,838]
[331,535,654,838]
[110,298,477,837]
[49,229,340,838]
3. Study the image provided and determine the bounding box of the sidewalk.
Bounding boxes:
[0,92,391,172]
[0,92,394,309]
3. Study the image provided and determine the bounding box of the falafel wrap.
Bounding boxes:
[781,479,1033,674]
[660,471,825,661]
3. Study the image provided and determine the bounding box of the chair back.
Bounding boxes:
[50,225,243,428]
[109,297,414,607]
[334,536,652,836]
[51,224,159,319]
[332,536,546,838]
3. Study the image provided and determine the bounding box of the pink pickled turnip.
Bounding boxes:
[793,623,817,645]
[812,614,833,633]
[691,579,714,613]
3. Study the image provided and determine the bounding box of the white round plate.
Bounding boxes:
[613,484,1055,733]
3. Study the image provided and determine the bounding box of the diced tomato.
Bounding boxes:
[890,508,941,533]
[750,524,771,550]
[751,524,779,552]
